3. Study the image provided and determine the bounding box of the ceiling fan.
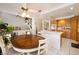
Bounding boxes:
[16,4,42,20]
[16,4,31,19]
[21,7,28,11]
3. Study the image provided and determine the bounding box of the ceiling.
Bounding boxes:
[0,3,79,18]
[0,3,66,14]
[43,3,79,19]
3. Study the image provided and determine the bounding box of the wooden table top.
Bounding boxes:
[11,35,45,49]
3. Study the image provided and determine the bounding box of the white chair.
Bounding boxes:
[4,34,12,49]
[0,36,6,55]
[38,39,47,55]
[13,30,27,36]
[13,30,31,36]
[12,39,47,55]
[4,34,11,42]
[26,31,31,35]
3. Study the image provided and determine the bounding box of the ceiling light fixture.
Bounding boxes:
[21,11,30,18]
[70,7,73,10]
[21,4,31,18]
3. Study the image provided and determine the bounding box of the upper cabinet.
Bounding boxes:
[70,16,78,41]
[70,16,79,42]
[50,18,71,39]
[77,16,79,42]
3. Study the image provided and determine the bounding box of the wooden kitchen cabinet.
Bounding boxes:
[57,19,71,39]
[51,16,79,42]
[70,16,78,42]
[77,16,79,42]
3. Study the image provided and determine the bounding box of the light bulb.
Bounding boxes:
[21,12,30,18]
[70,7,73,10]
[26,14,30,18]
[21,12,27,17]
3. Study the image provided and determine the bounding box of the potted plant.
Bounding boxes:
[3,25,14,47]
[4,25,14,34]
[0,18,4,24]
[0,19,14,47]
[0,23,14,46]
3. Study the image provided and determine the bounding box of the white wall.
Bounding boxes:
[0,12,25,26]
[0,12,38,34]
[34,14,44,32]
[0,11,47,34]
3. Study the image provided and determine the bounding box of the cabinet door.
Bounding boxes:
[77,17,79,42]
[70,16,78,41]
[65,19,71,39]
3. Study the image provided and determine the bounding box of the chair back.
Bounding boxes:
[0,36,6,55]
[38,39,47,55]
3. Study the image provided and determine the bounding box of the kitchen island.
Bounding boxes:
[40,31,63,50]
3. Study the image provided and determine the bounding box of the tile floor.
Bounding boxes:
[6,38,79,55]
[47,38,79,55]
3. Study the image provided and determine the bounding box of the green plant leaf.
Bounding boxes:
[0,19,4,24]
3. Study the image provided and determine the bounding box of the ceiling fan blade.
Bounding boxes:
[21,7,28,11]
[21,7,25,10]
[16,15,24,18]
[28,9,37,13]
[16,14,32,19]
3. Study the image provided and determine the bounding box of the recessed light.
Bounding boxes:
[70,7,73,10]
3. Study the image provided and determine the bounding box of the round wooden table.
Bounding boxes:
[11,35,45,49]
